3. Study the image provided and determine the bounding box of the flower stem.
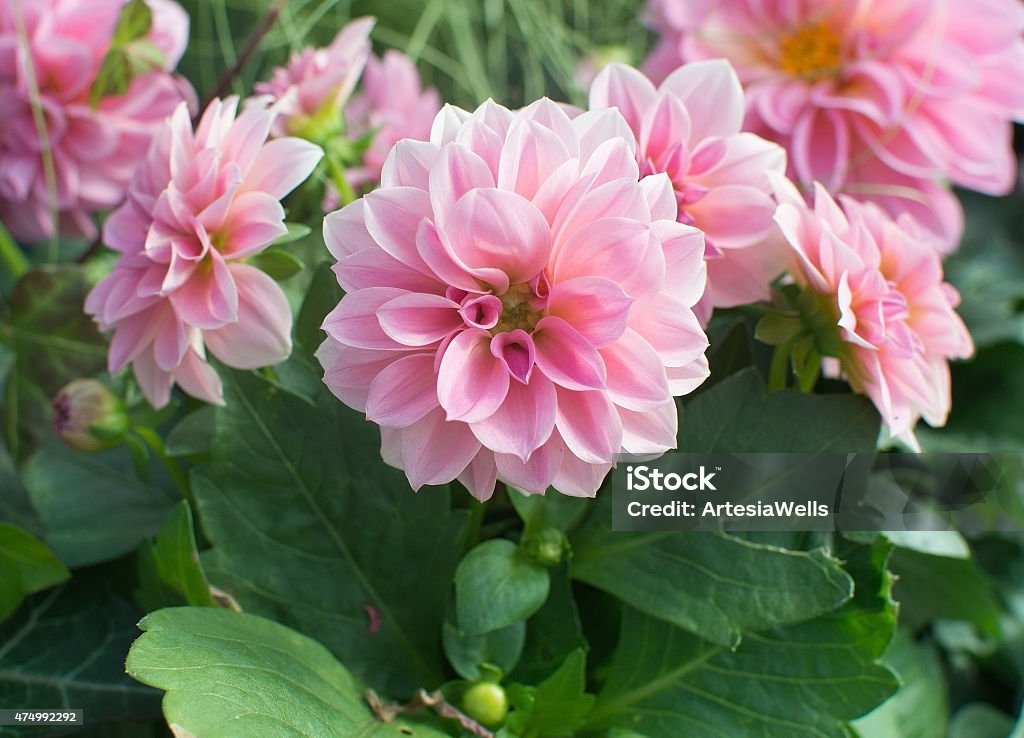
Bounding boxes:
[327,153,358,208]
[0,222,29,279]
[768,342,791,392]
[134,426,192,502]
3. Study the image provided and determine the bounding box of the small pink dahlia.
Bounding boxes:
[773,176,973,446]
[318,99,710,499]
[644,0,1024,250]
[254,16,374,140]
[589,60,786,320]
[85,98,323,408]
[344,49,442,190]
[0,0,192,242]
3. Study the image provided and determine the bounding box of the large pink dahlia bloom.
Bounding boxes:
[0,0,192,242]
[644,0,1024,250]
[773,176,973,446]
[254,16,374,139]
[85,98,323,408]
[589,61,786,319]
[318,99,710,499]
[344,49,442,190]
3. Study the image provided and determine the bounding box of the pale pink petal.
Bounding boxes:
[471,374,557,461]
[555,387,623,464]
[437,329,511,423]
[401,408,482,490]
[242,137,323,199]
[546,276,633,348]
[600,329,671,411]
[365,353,440,427]
[378,293,462,346]
[174,348,225,406]
[457,452,499,501]
[322,287,410,350]
[533,316,607,391]
[204,264,292,369]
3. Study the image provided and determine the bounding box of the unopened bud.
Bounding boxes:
[52,379,128,452]
[523,528,570,566]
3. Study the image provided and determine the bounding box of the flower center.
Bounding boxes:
[493,282,545,335]
[778,20,842,80]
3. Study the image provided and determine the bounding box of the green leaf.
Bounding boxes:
[164,406,215,457]
[0,523,68,622]
[3,266,107,460]
[192,365,467,696]
[0,575,160,737]
[511,566,586,685]
[509,487,591,536]
[571,497,853,647]
[584,539,898,738]
[247,248,305,281]
[126,607,450,738]
[456,539,550,636]
[948,704,1017,738]
[678,368,881,452]
[295,262,342,362]
[22,440,177,567]
[942,343,1024,446]
[443,617,525,681]
[850,630,947,738]
[0,432,41,535]
[146,500,213,608]
[891,547,1001,637]
[272,222,313,246]
[507,649,594,738]
[112,0,152,44]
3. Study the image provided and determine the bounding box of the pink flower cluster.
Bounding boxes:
[85,98,322,408]
[344,50,442,189]
[773,176,973,445]
[645,0,1024,249]
[254,16,374,140]
[318,99,710,499]
[0,0,192,242]
[589,60,786,319]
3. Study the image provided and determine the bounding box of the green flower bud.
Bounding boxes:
[52,380,129,452]
[523,527,570,566]
[462,681,509,728]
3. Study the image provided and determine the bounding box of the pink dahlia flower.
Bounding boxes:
[344,49,442,189]
[589,61,786,319]
[0,0,192,243]
[84,98,322,408]
[318,98,710,499]
[773,176,973,446]
[254,16,374,139]
[644,0,1024,250]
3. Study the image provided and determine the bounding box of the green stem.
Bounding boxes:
[768,342,791,392]
[134,426,192,502]
[797,360,821,393]
[326,153,358,208]
[463,498,488,554]
[0,222,29,279]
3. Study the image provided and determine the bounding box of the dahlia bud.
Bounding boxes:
[52,380,129,452]
[523,528,570,566]
[461,681,509,728]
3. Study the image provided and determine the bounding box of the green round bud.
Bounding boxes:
[524,527,570,566]
[461,681,509,728]
[52,379,129,452]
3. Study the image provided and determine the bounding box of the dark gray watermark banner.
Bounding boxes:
[611,453,1024,532]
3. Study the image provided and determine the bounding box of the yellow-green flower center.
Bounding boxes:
[778,20,842,80]
[493,283,545,334]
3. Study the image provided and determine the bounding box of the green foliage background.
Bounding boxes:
[2,1,1024,737]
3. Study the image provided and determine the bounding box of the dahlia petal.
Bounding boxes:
[365,353,440,427]
[494,439,562,495]
[336,249,443,294]
[204,264,292,369]
[471,374,557,461]
[533,316,607,391]
[324,199,377,258]
[555,387,623,464]
[437,328,510,423]
[243,136,324,199]
[363,187,434,275]
[630,293,708,366]
[219,191,287,258]
[685,184,778,249]
[322,287,409,350]
[497,118,574,201]
[600,329,671,411]
[660,59,745,141]
[651,220,706,307]
[791,109,849,191]
[588,63,658,133]
[546,276,633,348]
[133,349,175,409]
[381,139,440,189]
[401,408,482,490]
[457,452,499,501]
[619,399,678,454]
[174,347,225,406]
[169,251,238,329]
[378,293,462,346]
[551,218,663,304]
[429,144,495,220]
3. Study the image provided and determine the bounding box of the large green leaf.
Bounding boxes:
[0,575,160,737]
[511,566,586,685]
[0,523,68,622]
[583,539,898,738]
[21,440,177,567]
[193,365,467,696]
[850,630,947,738]
[126,607,450,738]
[571,496,853,647]
[0,432,40,535]
[506,649,594,737]
[677,367,881,453]
[136,500,214,611]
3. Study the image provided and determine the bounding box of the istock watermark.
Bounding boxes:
[611,453,1024,533]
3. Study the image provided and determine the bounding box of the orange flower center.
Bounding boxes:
[778,20,842,80]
